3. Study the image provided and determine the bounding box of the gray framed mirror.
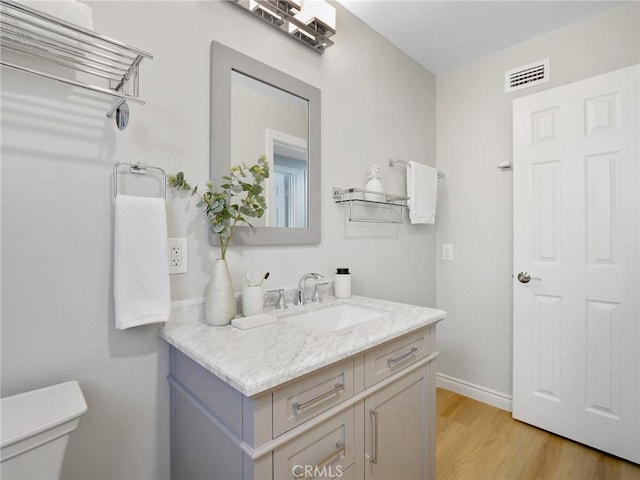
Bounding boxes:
[210,41,321,245]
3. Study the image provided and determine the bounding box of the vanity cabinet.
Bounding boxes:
[168,325,438,480]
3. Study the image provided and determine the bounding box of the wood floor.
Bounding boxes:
[436,388,640,480]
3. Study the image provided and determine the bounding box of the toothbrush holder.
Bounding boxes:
[242,286,264,317]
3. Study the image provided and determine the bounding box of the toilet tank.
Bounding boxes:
[1,381,87,480]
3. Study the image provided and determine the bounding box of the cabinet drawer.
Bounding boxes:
[273,407,355,480]
[364,328,429,388]
[273,359,354,437]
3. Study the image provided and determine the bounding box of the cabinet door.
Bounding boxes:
[364,365,433,480]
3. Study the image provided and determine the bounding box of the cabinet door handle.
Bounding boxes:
[293,383,344,415]
[293,441,346,479]
[387,347,418,368]
[365,409,379,464]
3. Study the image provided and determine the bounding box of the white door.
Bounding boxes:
[512,65,639,463]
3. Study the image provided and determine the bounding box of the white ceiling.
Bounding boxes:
[337,1,626,74]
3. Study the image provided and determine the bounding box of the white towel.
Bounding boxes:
[406,161,438,224]
[114,194,171,330]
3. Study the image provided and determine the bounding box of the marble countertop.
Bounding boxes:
[160,295,446,397]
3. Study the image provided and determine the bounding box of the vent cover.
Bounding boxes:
[505,59,550,93]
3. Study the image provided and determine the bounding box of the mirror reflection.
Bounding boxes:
[230,71,308,228]
[210,40,320,245]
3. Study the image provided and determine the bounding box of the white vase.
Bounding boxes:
[204,259,237,326]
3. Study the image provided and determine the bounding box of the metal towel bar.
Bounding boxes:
[388,158,445,178]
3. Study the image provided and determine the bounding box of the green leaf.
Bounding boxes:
[212,223,225,233]
[211,201,224,213]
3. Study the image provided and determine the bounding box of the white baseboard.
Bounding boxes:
[436,372,512,412]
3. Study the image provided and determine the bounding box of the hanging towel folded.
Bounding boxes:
[114,194,171,330]
[406,161,438,224]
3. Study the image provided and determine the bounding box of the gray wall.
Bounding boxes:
[435,2,640,398]
[0,1,436,478]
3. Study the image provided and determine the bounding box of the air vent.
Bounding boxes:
[505,59,550,93]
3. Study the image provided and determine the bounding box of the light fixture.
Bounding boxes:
[289,0,335,47]
[228,0,336,53]
[248,0,283,26]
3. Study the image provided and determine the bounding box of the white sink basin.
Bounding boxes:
[283,303,390,332]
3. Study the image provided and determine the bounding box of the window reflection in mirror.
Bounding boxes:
[269,130,307,228]
[230,71,308,229]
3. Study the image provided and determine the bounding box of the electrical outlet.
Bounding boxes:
[171,246,181,266]
[442,243,454,261]
[168,238,188,274]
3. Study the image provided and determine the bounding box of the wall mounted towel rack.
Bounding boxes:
[0,0,153,130]
[113,162,166,199]
[388,159,445,178]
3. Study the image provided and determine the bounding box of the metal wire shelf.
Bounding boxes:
[333,187,409,223]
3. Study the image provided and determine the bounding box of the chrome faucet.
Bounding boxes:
[296,273,324,305]
[275,288,288,310]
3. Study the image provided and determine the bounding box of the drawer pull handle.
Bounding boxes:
[293,383,345,414]
[387,347,419,368]
[365,409,378,464]
[293,441,346,479]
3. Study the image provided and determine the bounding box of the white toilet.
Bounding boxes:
[1,381,87,479]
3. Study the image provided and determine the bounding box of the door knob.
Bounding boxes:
[517,272,541,283]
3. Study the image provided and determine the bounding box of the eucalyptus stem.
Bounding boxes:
[167,155,269,261]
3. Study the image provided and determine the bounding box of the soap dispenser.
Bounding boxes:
[334,268,351,298]
[364,164,384,201]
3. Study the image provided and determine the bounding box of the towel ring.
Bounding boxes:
[113,162,166,198]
